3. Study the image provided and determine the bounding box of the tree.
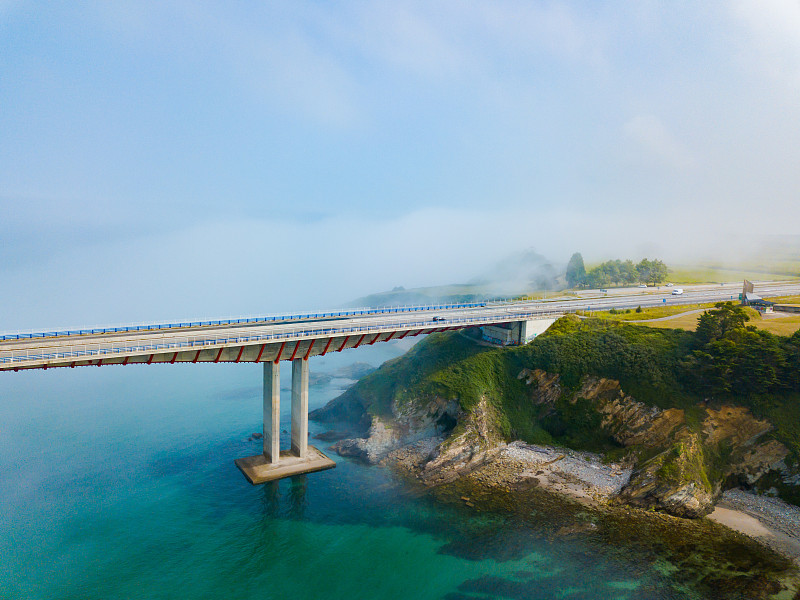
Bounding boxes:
[566,252,586,288]
[695,302,750,345]
[636,258,652,284]
[634,258,669,285]
[621,260,637,285]
[649,259,669,285]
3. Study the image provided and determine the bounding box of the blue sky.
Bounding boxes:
[1,1,799,329]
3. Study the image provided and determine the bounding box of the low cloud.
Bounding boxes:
[0,205,786,332]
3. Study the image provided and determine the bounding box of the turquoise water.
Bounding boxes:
[0,345,765,599]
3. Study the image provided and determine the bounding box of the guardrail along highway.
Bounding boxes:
[2,280,799,373]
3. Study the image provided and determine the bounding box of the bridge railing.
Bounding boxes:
[0,300,505,341]
[1,283,768,343]
[0,308,564,366]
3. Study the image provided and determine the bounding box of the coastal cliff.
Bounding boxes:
[311,309,800,520]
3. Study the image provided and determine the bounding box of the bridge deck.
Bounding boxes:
[0,304,562,371]
[4,281,800,372]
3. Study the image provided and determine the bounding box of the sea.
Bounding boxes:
[0,340,789,599]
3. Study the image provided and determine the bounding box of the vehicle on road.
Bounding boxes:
[432,316,445,321]
[638,284,647,288]
[666,283,674,287]
[672,288,684,295]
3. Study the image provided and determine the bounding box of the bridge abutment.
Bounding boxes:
[235,356,335,484]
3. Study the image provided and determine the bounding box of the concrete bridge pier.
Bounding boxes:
[291,358,308,458]
[263,362,280,462]
[235,356,335,485]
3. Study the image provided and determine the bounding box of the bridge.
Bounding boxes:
[3,280,798,484]
[0,301,563,483]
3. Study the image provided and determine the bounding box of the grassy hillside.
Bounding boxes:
[643,311,800,336]
[587,297,800,336]
[348,307,800,488]
[668,266,798,284]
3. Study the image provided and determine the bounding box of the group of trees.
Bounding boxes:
[566,253,669,288]
[521,304,800,403]
[686,303,800,397]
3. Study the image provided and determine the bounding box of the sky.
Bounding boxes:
[1,1,799,330]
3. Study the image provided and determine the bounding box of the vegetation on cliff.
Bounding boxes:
[320,302,800,510]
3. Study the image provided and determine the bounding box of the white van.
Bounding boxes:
[672,288,684,295]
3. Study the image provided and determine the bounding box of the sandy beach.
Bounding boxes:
[709,489,800,565]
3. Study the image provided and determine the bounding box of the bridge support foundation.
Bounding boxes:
[235,357,335,485]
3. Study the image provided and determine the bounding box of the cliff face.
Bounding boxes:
[420,397,507,485]
[318,390,460,465]
[520,369,789,517]
[312,329,799,518]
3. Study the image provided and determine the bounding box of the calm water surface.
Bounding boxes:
[0,342,776,599]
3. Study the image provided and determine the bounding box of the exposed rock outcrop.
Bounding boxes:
[317,350,795,520]
[309,387,371,429]
[324,392,461,465]
[421,398,506,485]
[619,434,717,517]
[330,418,403,464]
[517,370,793,518]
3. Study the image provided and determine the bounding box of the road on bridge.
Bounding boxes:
[2,279,799,372]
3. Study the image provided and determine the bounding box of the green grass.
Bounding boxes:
[765,294,800,304]
[753,315,800,336]
[667,266,798,284]
[352,284,492,308]
[351,331,488,418]
[582,302,718,322]
[636,307,800,336]
[642,313,704,332]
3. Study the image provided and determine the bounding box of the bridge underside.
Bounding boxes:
[2,328,459,372]
[0,317,555,483]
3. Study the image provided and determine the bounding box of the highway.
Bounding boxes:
[530,280,800,312]
[2,280,798,371]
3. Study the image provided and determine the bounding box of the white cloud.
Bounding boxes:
[622,114,696,170]
[345,3,466,78]
[731,0,800,89]
[91,1,362,127]
[88,1,610,126]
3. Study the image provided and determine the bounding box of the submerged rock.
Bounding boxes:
[330,419,403,464]
[313,430,353,442]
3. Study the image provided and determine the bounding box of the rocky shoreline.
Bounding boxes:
[310,328,800,581]
[326,429,799,598]
[322,422,800,571]
[389,434,800,565]
[711,489,800,565]
[375,433,800,582]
